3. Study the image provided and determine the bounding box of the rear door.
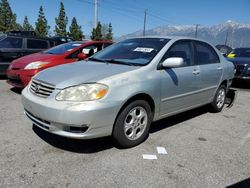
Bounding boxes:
[194,41,222,103]
[160,40,202,116]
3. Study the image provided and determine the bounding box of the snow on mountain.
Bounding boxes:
[118,21,250,47]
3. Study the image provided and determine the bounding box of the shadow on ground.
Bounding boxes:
[0,75,6,80]
[33,105,210,153]
[232,81,250,89]
[226,177,250,188]
[10,87,22,94]
[150,105,209,133]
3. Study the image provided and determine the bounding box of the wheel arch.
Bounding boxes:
[112,93,156,133]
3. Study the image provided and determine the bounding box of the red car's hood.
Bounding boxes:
[11,53,61,69]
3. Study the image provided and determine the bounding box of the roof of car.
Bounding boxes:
[127,36,211,42]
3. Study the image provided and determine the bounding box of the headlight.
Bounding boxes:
[24,61,49,69]
[56,83,108,101]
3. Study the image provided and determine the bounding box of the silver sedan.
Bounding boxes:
[22,37,235,148]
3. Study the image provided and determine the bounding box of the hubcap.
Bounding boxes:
[216,88,226,109]
[124,106,148,140]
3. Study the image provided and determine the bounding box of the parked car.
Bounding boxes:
[227,48,250,83]
[50,36,74,46]
[7,40,113,88]
[22,37,235,148]
[0,32,55,75]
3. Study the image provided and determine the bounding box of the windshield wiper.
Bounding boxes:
[88,57,106,62]
[104,59,142,66]
[89,57,142,66]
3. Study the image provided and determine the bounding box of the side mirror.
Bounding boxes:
[77,53,88,60]
[161,57,184,68]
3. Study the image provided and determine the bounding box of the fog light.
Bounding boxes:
[66,125,88,133]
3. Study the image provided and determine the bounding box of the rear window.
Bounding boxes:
[27,39,48,49]
[0,37,23,48]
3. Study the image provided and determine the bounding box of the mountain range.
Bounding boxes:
[118,20,250,48]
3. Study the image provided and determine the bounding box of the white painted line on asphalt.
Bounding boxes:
[157,147,168,154]
[142,154,157,160]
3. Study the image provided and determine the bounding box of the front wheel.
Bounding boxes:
[210,85,226,112]
[113,100,152,148]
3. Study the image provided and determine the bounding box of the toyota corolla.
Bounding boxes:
[22,37,235,148]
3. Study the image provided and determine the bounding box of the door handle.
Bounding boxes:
[217,66,223,71]
[192,70,200,75]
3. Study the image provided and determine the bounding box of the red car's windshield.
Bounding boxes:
[43,41,85,55]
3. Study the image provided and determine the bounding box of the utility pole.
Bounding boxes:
[224,29,229,46]
[194,24,200,38]
[94,0,98,29]
[143,9,147,36]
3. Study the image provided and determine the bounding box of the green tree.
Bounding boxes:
[22,16,34,31]
[0,0,18,32]
[68,17,83,40]
[54,2,68,36]
[91,21,102,41]
[106,23,113,40]
[35,6,50,37]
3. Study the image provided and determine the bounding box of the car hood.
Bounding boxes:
[34,61,140,89]
[11,53,60,68]
[227,57,250,65]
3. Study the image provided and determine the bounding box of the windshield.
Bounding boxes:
[228,48,250,58]
[90,38,170,66]
[43,42,85,55]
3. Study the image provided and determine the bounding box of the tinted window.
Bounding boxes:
[27,39,48,49]
[0,37,23,48]
[195,42,220,64]
[162,41,193,66]
[92,38,170,66]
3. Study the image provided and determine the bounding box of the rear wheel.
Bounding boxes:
[113,100,152,148]
[210,84,226,112]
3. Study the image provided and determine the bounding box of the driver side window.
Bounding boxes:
[161,41,194,67]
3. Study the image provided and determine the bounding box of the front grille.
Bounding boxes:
[30,79,55,98]
[235,64,246,76]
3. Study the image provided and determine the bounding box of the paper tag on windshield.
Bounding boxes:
[133,47,154,53]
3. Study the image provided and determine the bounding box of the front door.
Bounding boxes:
[160,40,202,117]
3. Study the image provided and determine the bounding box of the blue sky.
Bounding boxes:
[9,0,250,37]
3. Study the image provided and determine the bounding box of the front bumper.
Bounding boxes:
[7,69,38,88]
[22,87,121,139]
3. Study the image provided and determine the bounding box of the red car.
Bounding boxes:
[7,40,113,88]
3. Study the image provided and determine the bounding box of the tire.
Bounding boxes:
[113,100,152,148]
[210,84,226,112]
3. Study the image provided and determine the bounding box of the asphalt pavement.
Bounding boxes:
[0,79,249,188]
